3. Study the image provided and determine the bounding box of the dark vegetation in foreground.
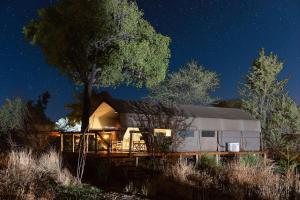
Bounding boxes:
[1,149,300,200]
[0,150,144,200]
[63,153,300,200]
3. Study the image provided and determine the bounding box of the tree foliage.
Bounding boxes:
[0,98,29,134]
[24,0,171,133]
[240,49,286,128]
[0,93,54,151]
[240,49,300,157]
[148,61,219,105]
[27,91,54,131]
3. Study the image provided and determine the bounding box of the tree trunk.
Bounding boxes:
[81,81,93,133]
[77,80,93,182]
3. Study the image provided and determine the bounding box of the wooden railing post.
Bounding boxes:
[129,131,133,156]
[109,133,112,153]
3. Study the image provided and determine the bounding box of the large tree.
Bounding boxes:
[240,49,300,155]
[23,0,170,133]
[148,61,219,105]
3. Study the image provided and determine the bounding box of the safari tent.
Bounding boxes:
[60,97,261,153]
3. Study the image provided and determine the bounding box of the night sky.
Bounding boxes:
[1,0,300,121]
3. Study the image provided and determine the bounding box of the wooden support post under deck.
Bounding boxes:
[129,131,133,156]
[195,154,199,165]
[263,152,267,165]
[135,157,139,167]
[179,154,183,163]
[215,155,220,165]
[72,134,75,152]
[60,133,63,152]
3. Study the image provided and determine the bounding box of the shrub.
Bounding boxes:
[0,153,8,169]
[38,149,77,186]
[239,154,263,167]
[0,149,90,199]
[163,157,300,200]
[198,154,220,169]
[224,161,281,199]
[55,184,102,200]
[166,161,215,188]
[124,181,139,195]
[140,182,150,197]
[0,150,39,198]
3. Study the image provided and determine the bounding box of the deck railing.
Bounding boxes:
[61,132,147,153]
[111,140,147,152]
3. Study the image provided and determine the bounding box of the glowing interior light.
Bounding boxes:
[102,134,109,139]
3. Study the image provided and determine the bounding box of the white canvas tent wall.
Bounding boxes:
[89,102,118,130]
[177,117,261,152]
[88,98,262,152]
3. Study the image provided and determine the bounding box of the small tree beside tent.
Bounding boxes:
[240,49,300,162]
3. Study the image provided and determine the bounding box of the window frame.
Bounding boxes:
[201,130,216,138]
[178,130,195,138]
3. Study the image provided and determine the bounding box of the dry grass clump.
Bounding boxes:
[0,149,78,199]
[224,161,281,199]
[124,181,139,195]
[222,160,300,199]
[123,179,155,197]
[38,150,76,186]
[166,161,215,188]
[164,157,300,200]
[0,153,8,169]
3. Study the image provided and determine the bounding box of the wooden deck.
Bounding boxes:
[63,151,266,158]
[62,151,267,168]
[60,132,266,161]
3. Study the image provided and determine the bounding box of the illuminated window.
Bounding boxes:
[154,129,171,137]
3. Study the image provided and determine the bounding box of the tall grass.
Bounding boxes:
[0,149,78,199]
[38,150,76,186]
[224,161,281,199]
[164,156,300,200]
[166,161,215,187]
